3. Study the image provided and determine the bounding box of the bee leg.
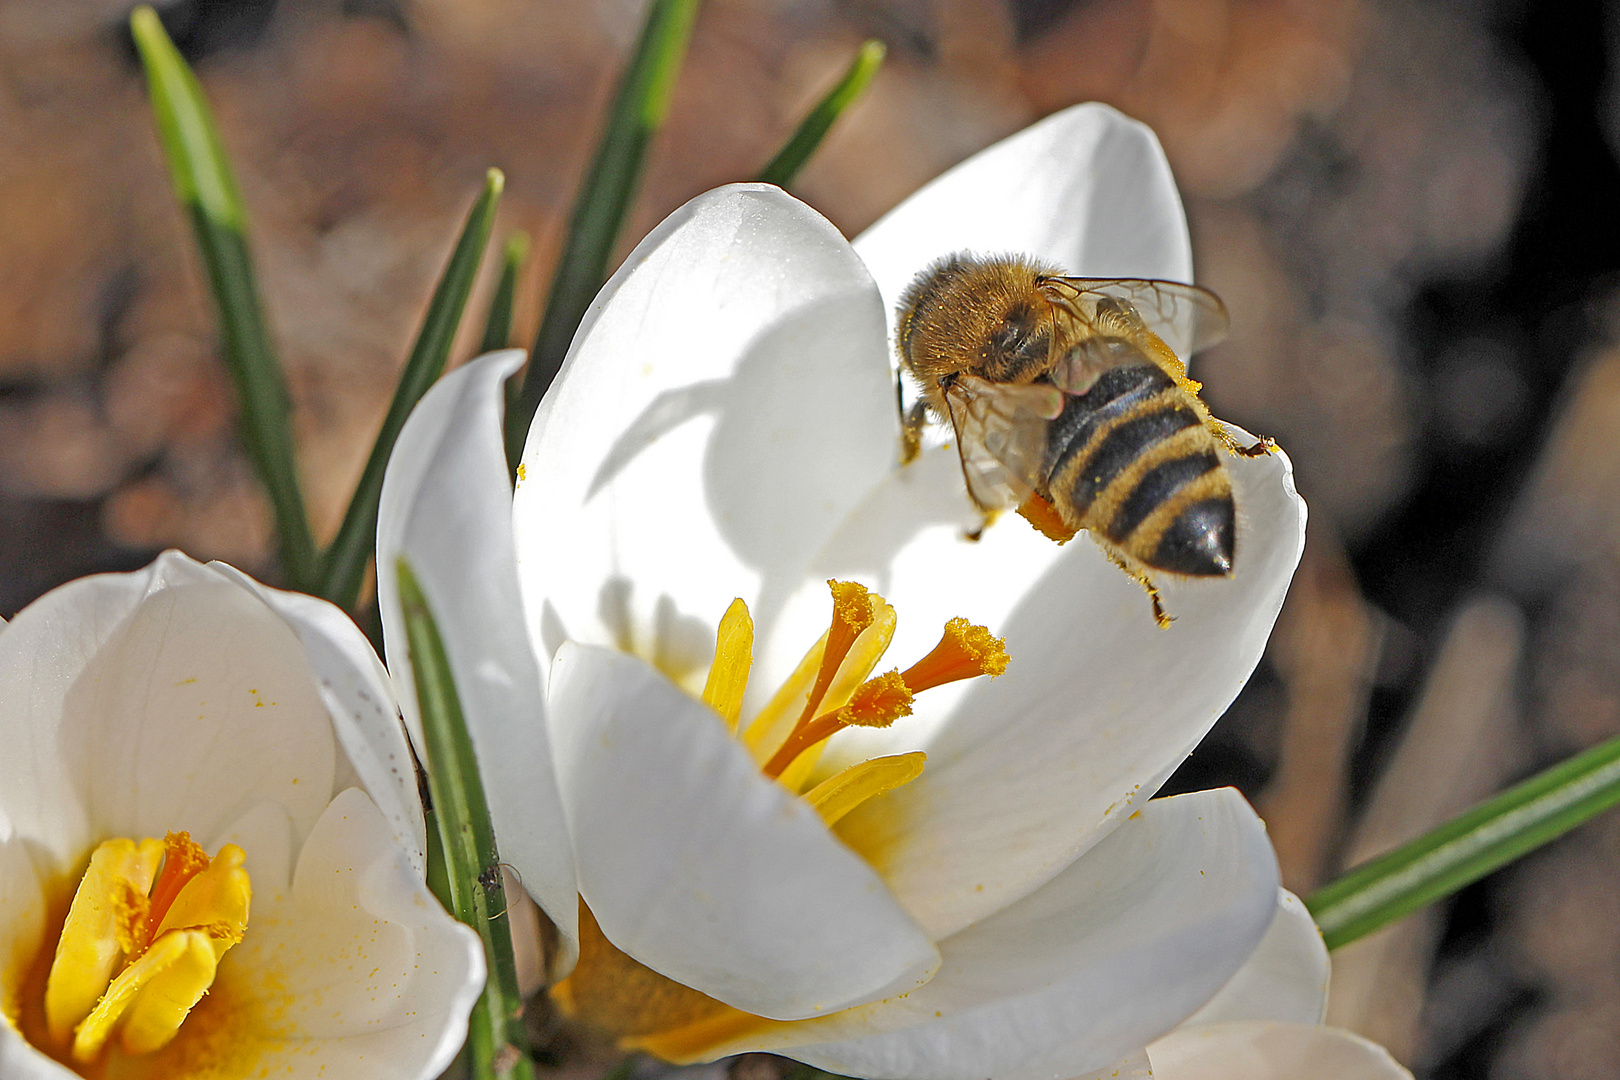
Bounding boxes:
[1102,548,1175,629]
[1214,426,1278,458]
[900,404,932,466]
[1236,435,1278,458]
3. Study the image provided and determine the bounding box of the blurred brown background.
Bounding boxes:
[1,0,1617,1075]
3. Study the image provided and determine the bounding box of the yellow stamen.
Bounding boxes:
[901,618,1009,692]
[44,837,164,1043]
[42,836,251,1063]
[763,671,914,778]
[71,929,217,1062]
[700,599,753,731]
[805,752,927,826]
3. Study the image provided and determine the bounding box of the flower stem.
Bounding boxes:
[397,558,534,1080]
[130,6,318,590]
[506,0,703,466]
[755,40,886,188]
[316,170,505,612]
[1307,731,1620,950]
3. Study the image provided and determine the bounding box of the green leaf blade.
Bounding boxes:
[507,0,703,464]
[131,5,317,589]
[1308,733,1620,950]
[397,558,533,1080]
[755,40,886,188]
[318,169,505,612]
[480,231,531,356]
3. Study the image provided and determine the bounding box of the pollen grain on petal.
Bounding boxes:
[901,617,1009,692]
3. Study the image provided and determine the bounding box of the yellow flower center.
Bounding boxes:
[16,832,250,1073]
[555,581,1007,1046]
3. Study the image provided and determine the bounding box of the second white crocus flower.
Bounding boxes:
[377,103,1362,1080]
[0,553,483,1080]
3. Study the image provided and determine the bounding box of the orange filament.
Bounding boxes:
[139,833,210,955]
[790,581,878,733]
[901,618,1009,692]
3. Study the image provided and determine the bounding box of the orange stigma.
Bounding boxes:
[901,618,1010,692]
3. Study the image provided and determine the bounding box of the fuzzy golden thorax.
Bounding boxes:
[896,253,1063,418]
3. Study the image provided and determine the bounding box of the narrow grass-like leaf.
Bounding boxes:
[507,0,702,463]
[755,40,885,188]
[1308,732,1620,950]
[318,170,504,612]
[481,231,531,355]
[397,558,534,1080]
[131,5,318,589]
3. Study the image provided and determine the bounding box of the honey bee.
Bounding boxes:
[896,253,1273,627]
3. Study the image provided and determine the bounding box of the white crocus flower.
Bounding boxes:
[378,103,1317,1080]
[0,552,483,1079]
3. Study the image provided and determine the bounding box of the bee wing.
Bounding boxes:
[945,375,1064,513]
[1042,278,1229,358]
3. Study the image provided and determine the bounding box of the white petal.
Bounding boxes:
[219,787,485,1079]
[1066,1050,1152,1080]
[1146,1022,1413,1080]
[0,836,64,1079]
[546,643,938,1020]
[0,552,335,874]
[514,184,896,685]
[697,789,1278,1080]
[810,436,1304,939]
[1181,889,1328,1028]
[210,563,426,879]
[854,103,1193,351]
[378,349,579,968]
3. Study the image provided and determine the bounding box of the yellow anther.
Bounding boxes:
[806,752,927,826]
[701,599,753,731]
[156,843,251,960]
[901,618,1009,692]
[44,837,164,1043]
[71,928,218,1062]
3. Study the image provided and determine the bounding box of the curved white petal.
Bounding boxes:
[854,103,1194,352]
[693,789,1277,1080]
[1181,890,1329,1028]
[1146,1022,1414,1080]
[204,788,485,1080]
[209,563,426,879]
[378,348,579,968]
[514,185,896,687]
[0,552,335,875]
[0,836,65,1080]
[1067,1051,1151,1080]
[547,643,938,1020]
[806,436,1304,939]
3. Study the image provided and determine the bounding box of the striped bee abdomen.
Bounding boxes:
[1043,361,1236,578]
